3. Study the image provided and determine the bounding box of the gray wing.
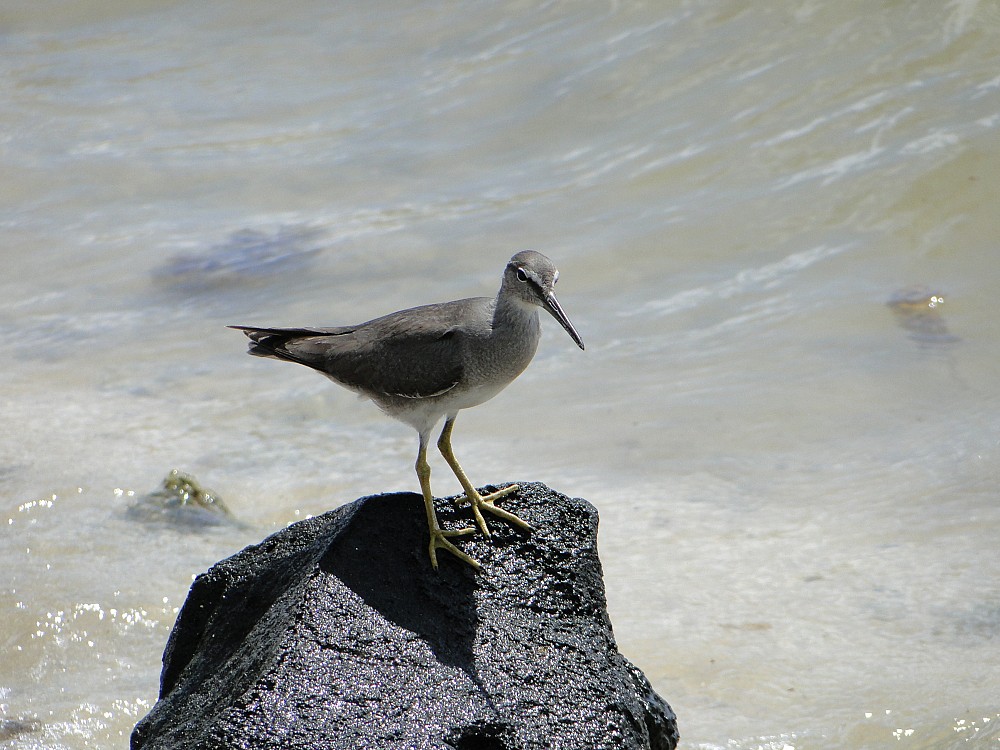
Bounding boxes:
[229,298,487,398]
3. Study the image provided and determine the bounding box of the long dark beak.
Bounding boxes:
[544,293,585,350]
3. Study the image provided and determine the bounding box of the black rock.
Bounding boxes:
[132,482,678,750]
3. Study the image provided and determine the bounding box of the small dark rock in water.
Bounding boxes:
[153,225,323,291]
[0,718,41,742]
[131,483,678,750]
[887,285,960,345]
[126,470,235,528]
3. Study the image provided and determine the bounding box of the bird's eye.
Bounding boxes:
[515,268,529,282]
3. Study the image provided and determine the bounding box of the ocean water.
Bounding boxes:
[2,1,999,748]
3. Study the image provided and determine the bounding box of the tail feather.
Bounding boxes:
[227,324,353,369]
[228,325,299,359]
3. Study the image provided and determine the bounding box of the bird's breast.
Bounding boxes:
[459,314,540,394]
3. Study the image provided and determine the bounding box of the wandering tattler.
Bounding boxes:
[230,250,584,570]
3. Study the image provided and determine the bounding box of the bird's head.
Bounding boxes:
[503,250,585,350]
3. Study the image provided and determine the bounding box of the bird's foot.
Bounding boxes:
[428,526,480,571]
[455,484,531,537]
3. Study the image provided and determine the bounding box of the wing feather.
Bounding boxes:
[228,297,489,399]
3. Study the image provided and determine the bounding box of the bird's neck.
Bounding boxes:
[492,288,541,340]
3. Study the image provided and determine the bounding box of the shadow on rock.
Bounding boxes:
[318,492,480,673]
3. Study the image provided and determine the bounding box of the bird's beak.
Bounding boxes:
[544,293,585,350]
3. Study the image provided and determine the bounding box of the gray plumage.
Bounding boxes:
[230,250,584,570]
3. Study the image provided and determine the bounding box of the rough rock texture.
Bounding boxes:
[131,482,678,750]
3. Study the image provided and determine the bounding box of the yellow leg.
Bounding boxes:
[437,416,531,537]
[415,433,479,570]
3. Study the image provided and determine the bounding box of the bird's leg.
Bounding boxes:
[415,432,479,571]
[437,416,531,538]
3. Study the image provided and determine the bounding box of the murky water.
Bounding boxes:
[3,2,999,748]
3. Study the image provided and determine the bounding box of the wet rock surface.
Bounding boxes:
[132,482,678,750]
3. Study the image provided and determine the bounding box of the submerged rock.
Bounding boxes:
[126,470,236,528]
[131,482,678,750]
[153,225,324,292]
[887,285,960,346]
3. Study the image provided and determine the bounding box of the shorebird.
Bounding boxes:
[231,250,584,570]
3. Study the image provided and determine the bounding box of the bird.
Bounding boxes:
[230,250,584,570]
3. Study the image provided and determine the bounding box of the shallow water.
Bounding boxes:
[3,1,999,748]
